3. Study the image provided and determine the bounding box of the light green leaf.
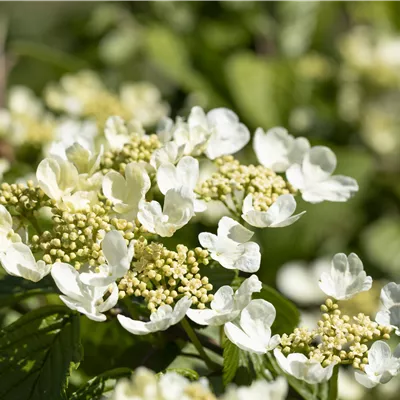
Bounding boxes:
[0,305,82,400]
[225,52,294,128]
[70,368,132,400]
[222,336,239,386]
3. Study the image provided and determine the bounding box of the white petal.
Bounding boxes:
[303,146,337,182]
[0,205,13,232]
[97,283,119,313]
[198,232,218,250]
[170,296,192,324]
[234,275,262,310]
[0,243,50,282]
[186,309,219,326]
[163,187,195,227]
[102,230,132,271]
[117,314,154,335]
[104,116,130,151]
[253,127,293,172]
[240,299,276,336]
[286,164,305,190]
[188,106,208,132]
[211,286,235,313]
[51,262,86,302]
[157,163,180,195]
[224,321,267,354]
[380,282,400,309]
[137,201,163,234]
[175,156,199,190]
[102,171,127,205]
[217,216,254,243]
[354,371,377,388]
[234,242,261,273]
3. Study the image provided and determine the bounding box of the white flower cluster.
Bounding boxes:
[110,367,288,400]
[1,98,391,396]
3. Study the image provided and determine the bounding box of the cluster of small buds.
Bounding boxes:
[0,181,51,214]
[118,238,213,311]
[31,201,137,268]
[197,156,295,213]
[279,298,392,370]
[100,134,161,174]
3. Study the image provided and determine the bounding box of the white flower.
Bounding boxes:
[111,367,211,400]
[79,230,134,286]
[253,127,310,172]
[150,141,184,169]
[199,217,260,272]
[222,377,288,400]
[36,157,78,201]
[103,162,150,220]
[199,107,250,160]
[355,341,400,388]
[159,107,250,159]
[224,299,280,354]
[319,253,372,300]
[242,194,305,228]
[276,258,330,306]
[51,262,118,322]
[274,349,336,384]
[0,242,51,282]
[156,156,205,212]
[117,296,192,335]
[286,146,359,203]
[375,282,400,335]
[0,159,10,181]
[105,116,144,151]
[0,205,21,252]
[138,187,195,237]
[186,275,262,326]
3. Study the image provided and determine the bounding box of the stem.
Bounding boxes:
[327,365,339,400]
[181,317,218,370]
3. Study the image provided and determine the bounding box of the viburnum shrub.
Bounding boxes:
[0,72,398,400]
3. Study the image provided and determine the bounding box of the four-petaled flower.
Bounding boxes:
[199,217,261,272]
[319,253,372,300]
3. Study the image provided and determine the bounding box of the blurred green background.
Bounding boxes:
[0,2,399,398]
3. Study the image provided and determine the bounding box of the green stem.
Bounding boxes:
[181,317,218,371]
[327,366,339,400]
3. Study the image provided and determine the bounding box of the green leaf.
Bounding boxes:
[0,275,57,308]
[159,368,199,381]
[222,336,239,386]
[254,283,300,335]
[70,368,132,400]
[225,53,294,129]
[0,305,82,400]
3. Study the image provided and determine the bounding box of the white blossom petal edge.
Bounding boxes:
[199,217,261,272]
[117,296,192,335]
[319,253,372,300]
[375,282,400,336]
[242,194,305,228]
[0,242,51,282]
[186,275,262,326]
[253,127,310,172]
[354,341,400,388]
[224,299,280,354]
[79,230,134,286]
[221,377,288,400]
[36,157,78,201]
[51,262,118,322]
[138,187,195,237]
[0,205,21,252]
[286,146,358,203]
[274,349,336,384]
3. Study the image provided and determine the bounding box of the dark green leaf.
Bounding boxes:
[0,275,57,308]
[222,336,239,386]
[70,368,132,400]
[0,305,82,400]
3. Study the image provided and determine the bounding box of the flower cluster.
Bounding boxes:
[2,93,394,396]
[110,367,288,400]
